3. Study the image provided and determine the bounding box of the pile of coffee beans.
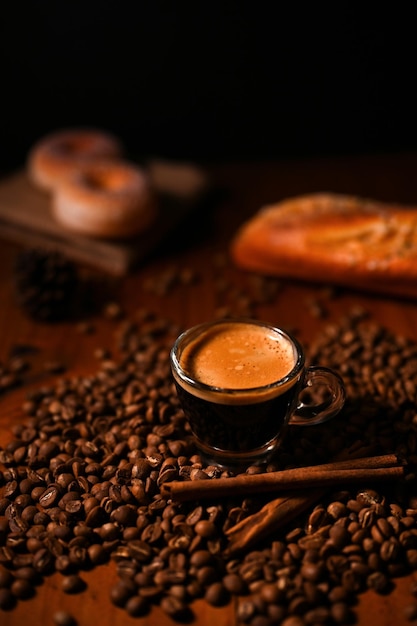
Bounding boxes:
[1,303,417,625]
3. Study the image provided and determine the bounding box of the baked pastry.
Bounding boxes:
[27,128,123,192]
[230,192,417,299]
[52,159,157,239]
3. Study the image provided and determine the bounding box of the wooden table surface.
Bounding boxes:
[2,153,417,625]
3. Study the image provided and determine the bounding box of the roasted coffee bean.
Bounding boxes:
[304,605,331,624]
[154,569,187,587]
[204,581,229,606]
[326,554,349,576]
[126,539,153,563]
[138,584,163,600]
[61,574,86,594]
[380,537,400,562]
[53,610,78,626]
[330,600,354,624]
[404,603,417,621]
[125,594,149,617]
[237,598,257,622]
[0,587,16,610]
[110,579,137,607]
[223,573,247,595]
[38,485,61,508]
[406,549,417,568]
[196,565,219,586]
[239,560,264,584]
[350,560,371,578]
[306,506,328,533]
[10,578,35,599]
[327,501,348,519]
[55,555,74,574]
[14,565,41,585]
[300,561,326,583]
[189,549,214,567]
[141,522,163,544]
[87,544,108,565]
[194,520,217,538]
[259,582,284,604]
[33,548,55,574]
[0,566,13,587]
[160,594,191,619]
[115,558,138,580]
[280,616,305,626]
[366,571,390,593]
[328,524,350,549]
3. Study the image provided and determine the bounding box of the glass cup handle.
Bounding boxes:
[289,366,346,426]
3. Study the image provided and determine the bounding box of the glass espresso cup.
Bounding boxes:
[170,318,346,469]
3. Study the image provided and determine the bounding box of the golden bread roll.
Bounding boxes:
[230,192,417,299]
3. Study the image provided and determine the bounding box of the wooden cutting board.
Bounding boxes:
[0,160,210,275]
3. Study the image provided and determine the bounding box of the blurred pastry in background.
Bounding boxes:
[27,128,124,192]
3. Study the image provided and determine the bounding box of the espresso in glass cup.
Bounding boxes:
[170,318,346,469]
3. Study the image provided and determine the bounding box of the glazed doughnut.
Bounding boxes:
[27,128,124,192]
[51,159,157,239]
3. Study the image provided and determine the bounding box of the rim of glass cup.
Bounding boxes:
[170,318,305,396]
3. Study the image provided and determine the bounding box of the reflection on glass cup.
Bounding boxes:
[170,318,346,469]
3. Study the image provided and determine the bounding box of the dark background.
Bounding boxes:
[1,3,416,170]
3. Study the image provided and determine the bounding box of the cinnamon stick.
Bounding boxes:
[161,454,403,502]
[225,489,325,555]
[224,453,404,555]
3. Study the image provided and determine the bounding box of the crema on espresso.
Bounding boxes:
[174,320,298,404]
